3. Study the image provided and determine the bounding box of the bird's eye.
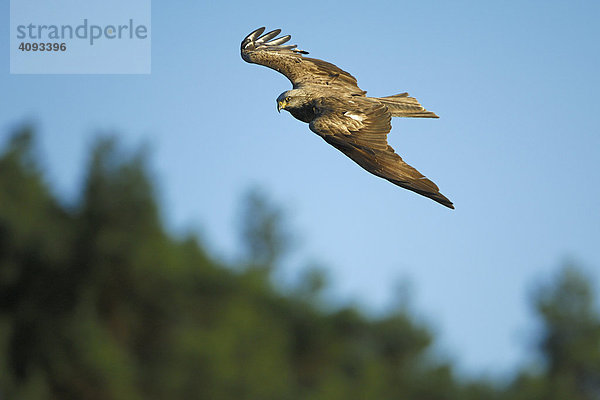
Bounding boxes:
[285,97,291,102]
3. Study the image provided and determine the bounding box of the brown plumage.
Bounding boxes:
[241,27,453,209]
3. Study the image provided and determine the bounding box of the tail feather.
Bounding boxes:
[377,92,439,118]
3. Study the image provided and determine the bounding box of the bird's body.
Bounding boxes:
[241,27,454,209]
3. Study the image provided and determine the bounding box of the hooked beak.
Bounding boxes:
[277,100,287,113]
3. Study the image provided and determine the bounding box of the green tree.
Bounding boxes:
[5,126,599,400]
[238,188,290,270]
[0,128,74,399]
[508,266,600,400]
[536,266,600,399]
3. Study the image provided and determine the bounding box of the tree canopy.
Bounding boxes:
[0,127,598,399]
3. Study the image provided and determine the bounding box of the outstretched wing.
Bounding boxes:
[241,27,366,95]
[309,98,454,208]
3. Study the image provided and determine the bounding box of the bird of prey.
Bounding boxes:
[241,27,454,209]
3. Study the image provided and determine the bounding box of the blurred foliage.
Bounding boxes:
[238,187,291,270]
[0,127,599,399]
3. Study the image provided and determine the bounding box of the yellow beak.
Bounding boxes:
[277,100,287,113]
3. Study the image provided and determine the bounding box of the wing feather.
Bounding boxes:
[256,29,282,43]
[241,27,366,95]
[245,27,265,42]
[309,98,454,208]
[263,35,291,46]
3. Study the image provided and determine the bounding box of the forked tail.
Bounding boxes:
[376,93,439,118]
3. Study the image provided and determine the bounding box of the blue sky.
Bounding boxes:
[1,0,599,378]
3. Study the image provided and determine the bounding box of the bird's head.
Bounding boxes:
[276,89,305,113]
